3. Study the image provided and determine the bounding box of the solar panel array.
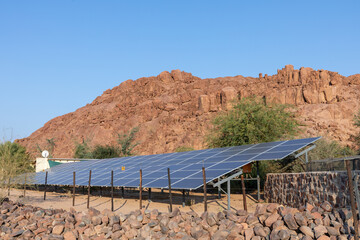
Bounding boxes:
[27,137,320,190]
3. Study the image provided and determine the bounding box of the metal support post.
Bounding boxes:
[202,167,207,212]
[168,168,173,212]
[121,187,124,199]
[72,172,76,206]
[256,161,260,202]
[87,170,92,209]
[44,172,48,200]
[139,169,143,209]
[182,190,185,207]
[241,174,247,211]
[111,170,114,211]
[218,178,221,199]
[148,188,152,202]
[227,180,231,210]
[305,151,309,171]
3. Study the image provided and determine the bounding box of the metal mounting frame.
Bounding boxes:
[210,169,243,210]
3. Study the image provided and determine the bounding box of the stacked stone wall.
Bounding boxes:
[264,171,360,208]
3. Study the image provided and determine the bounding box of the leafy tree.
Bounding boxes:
[92,145,120,159]
[117,127,139,157]
[175,146,195,152]
[206,96,299,188]
[73,139,93,159]
[0,141,33,200]
[207,96,299,148]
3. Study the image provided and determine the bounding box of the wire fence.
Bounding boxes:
[306,155,360,172]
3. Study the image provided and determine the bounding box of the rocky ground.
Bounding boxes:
[0,198,358,240]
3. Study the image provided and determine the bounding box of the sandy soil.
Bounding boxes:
[7,187,260,214]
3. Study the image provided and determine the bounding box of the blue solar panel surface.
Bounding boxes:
[28,137,320,190]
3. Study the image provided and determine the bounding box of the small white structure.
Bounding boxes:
[35,157,94,172]
[36,157,50,172]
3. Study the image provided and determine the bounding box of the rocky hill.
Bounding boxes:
[17,65,360,158]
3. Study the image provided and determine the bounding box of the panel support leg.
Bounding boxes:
[182,190,185,207]
[256,161,260,202]
[227,179,231,210]
[218,178,221,199]
[148,188,152,202]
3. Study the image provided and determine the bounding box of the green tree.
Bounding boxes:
[73,139,93,159]
[0,141,33,200]
[117,127,140,157]
[92,145,120,159]
[207,96,299,148]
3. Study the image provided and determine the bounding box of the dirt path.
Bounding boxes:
[7,187,259,214]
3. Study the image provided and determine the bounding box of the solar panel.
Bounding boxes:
[25,137,320,190]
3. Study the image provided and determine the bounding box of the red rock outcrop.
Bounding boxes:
[16,65,360,158]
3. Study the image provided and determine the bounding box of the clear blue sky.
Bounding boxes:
[1,1,359,140]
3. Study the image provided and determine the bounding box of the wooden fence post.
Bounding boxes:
[111,170,114,211]
[87,170,92,209]
[44,172,48,200]
[202,167,207,212]
[72,172,76,206]
[168,168,173,212]
[241,174,247,211]
[139,169,143,209]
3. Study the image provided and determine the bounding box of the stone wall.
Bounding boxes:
[264,171,359,208]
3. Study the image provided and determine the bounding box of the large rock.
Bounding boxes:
[284,214,298,230]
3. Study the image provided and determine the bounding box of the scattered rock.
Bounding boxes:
[0,199,358,240]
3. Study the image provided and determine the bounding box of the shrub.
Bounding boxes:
[74,127,140,159]
[0,141,33,200]
[92,145,120,159]
[73,139,93,159]
[308,138,356,161]
[175,146,194,152]
[117,127,139,157]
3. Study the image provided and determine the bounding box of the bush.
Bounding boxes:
[74,139,93,159]
[74,127,140,159]
[207,96,299,148]
[117,127,139,157]
[175,146,194,152]
[308,138,356,161]
[92,145,120,159]
[0,141,33,200]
